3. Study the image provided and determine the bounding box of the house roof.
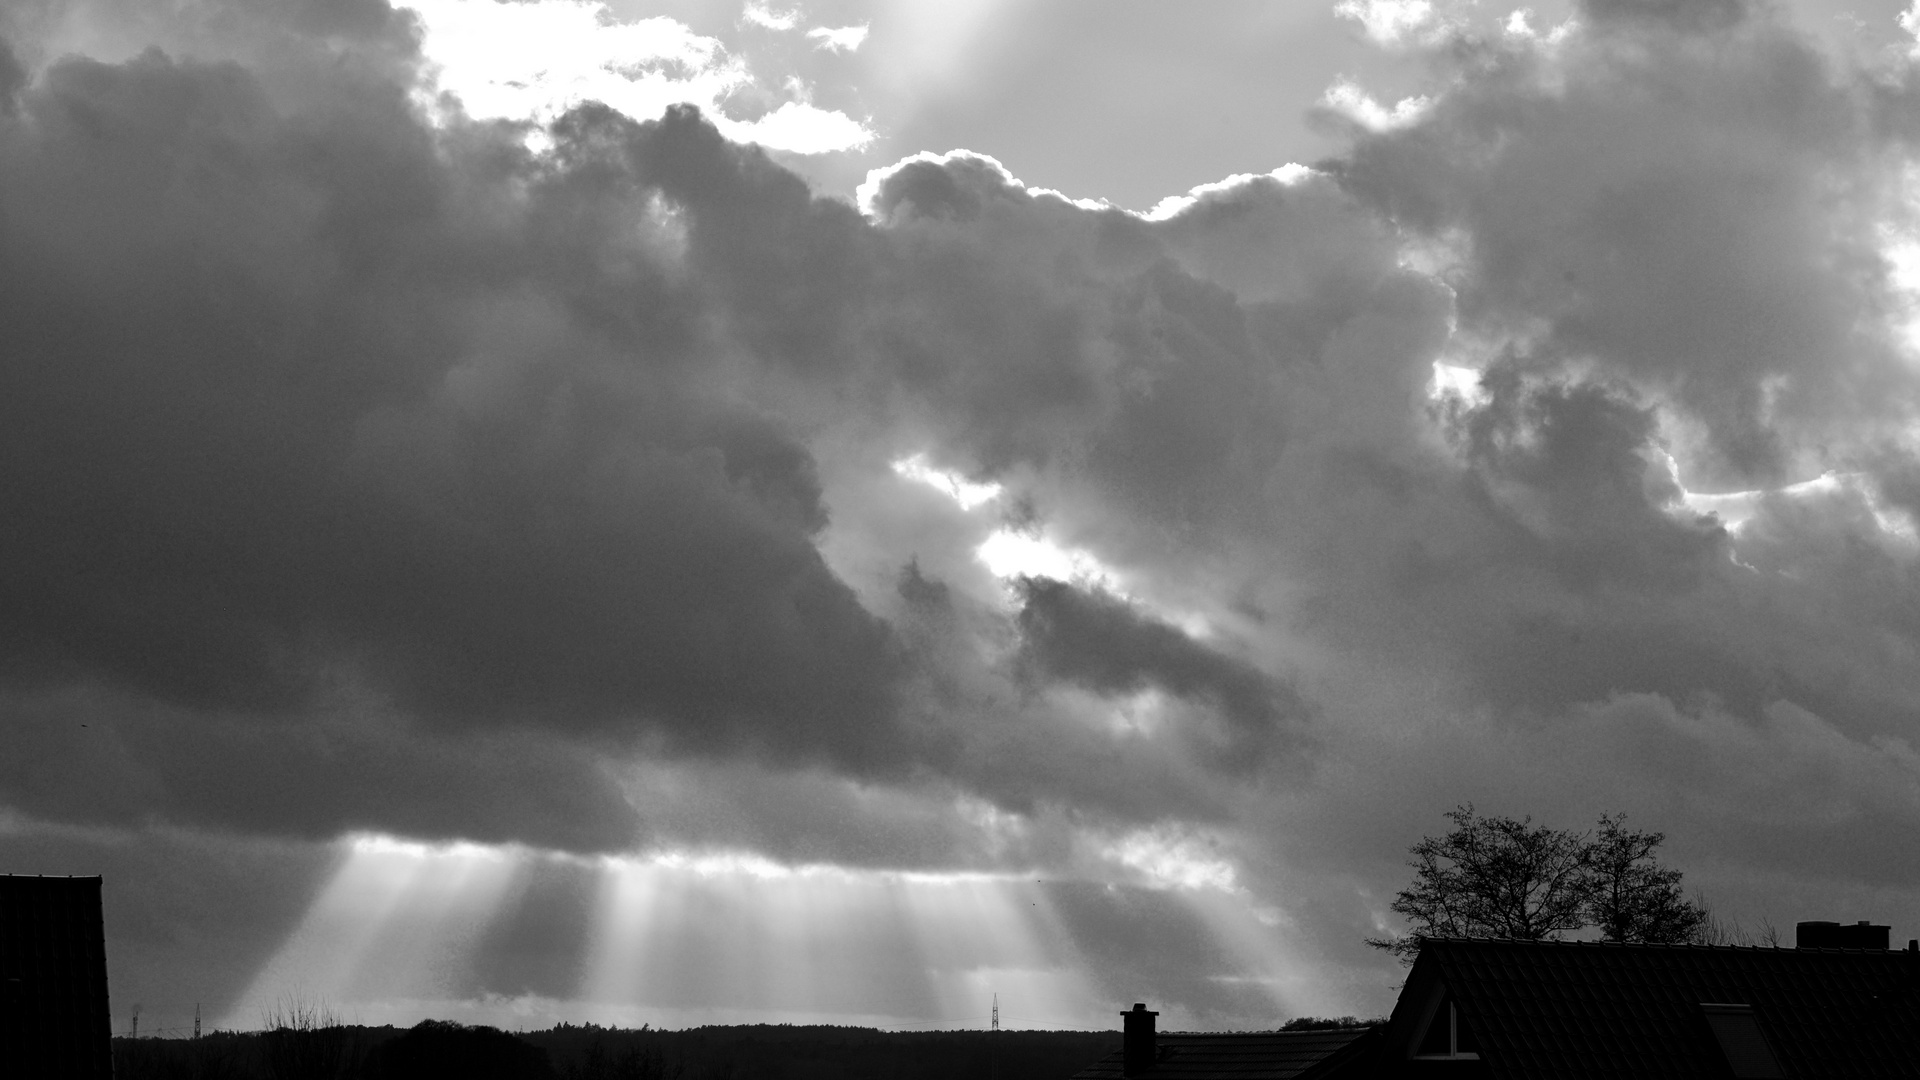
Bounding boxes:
[1379,937,1920,1079]
[1072,1026,1380,1080]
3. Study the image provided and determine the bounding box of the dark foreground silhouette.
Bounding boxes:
[111,1020,1121,1080]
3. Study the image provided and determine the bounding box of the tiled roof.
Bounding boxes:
[1392,937,1920,1079]
[1072,1027,1380,1080]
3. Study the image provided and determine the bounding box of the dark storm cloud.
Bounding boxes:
[0,15,921,847]
[1014,577,1310,762]
[1,687,640,851]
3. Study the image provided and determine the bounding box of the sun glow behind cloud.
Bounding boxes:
[890,454,1002,510]
[887,451,1130,595]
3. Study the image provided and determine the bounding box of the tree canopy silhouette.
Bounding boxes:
[1368,806,1707,963]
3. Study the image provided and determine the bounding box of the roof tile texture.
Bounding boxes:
[1073,1027,1377,1080]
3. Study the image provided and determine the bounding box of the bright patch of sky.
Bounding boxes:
[885,456,1219,635]
[975,530,1123,591]
[886,452,1130,592]
[1881,219,1920,358]
[396,0,872,153]
[1427,361,1488,407]
[890,453,1002,510]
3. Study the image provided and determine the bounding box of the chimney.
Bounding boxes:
[1122,1002,1158,1076]
[1795,921,1891,949]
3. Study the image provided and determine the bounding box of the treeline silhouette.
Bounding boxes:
[111,1020,1121,1079]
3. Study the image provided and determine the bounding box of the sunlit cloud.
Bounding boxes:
[1426,361,1488,408]
[1102,827,1240,893]
[976,530,1122,591]
[397,0,873,153]
[1660,460,1919,551]
[740,3,800,32]
[1502,7,1574,46]
[1319,79,1431,132]
[891,453,1003,510]
[1334,0,1442,47]
[733,98,875,154]
[856,150,1111,221]
[1880,223,1920,358]
[807,25,870,53]
[1142,164,1314,223]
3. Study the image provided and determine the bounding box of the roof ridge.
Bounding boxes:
[1156,1027,1376,1035]
[1423,935,1795,951]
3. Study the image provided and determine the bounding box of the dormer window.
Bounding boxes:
[1701,1004,1784,1079]
[1413,995,1480,1060]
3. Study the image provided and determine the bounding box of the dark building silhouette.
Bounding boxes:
[1079,922,1920,1079]
[1,875,113,1078]
[1795,919,1891,950]
[1371,932,1920,1077]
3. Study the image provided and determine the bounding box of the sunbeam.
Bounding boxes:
[222,835,524,1028]
[579,853,1101,1027]
[224,827,1326,1030]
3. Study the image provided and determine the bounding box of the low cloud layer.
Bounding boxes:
[6,0,1920,1028]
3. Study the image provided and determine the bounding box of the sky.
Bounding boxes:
[6,0,1920,1037]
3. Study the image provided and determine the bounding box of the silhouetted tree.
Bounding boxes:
[368,1020,554,1080]
[1368,806,1705,963]
[1582,814,1707,944]
[1280,1016,1389,1031]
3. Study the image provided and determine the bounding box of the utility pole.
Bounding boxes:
[194,1003,201,1040]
